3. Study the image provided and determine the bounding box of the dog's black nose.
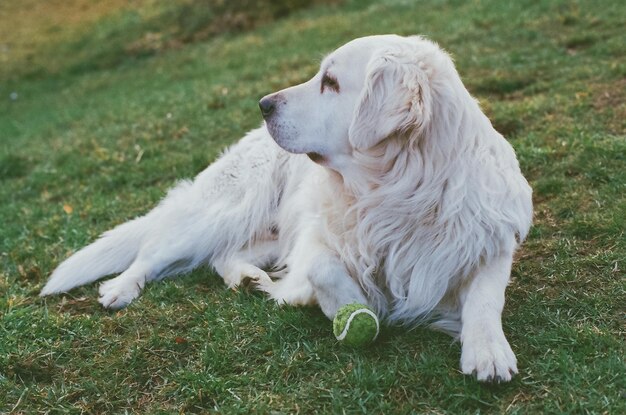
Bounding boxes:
[259,96,275,118]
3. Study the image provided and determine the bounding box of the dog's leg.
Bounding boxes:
[459,249,518,382]
[308,252,368,319]
[98,232,203,309]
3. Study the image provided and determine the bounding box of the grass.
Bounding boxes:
[1,0,625,413]
[0,0,338,81]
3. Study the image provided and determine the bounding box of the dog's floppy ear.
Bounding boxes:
[349,47,432,150]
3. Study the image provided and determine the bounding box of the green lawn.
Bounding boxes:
[1,0,625,413]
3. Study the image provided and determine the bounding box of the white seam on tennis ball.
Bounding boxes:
[336,308,380,341]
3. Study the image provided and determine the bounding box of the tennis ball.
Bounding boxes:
[333,303,380,347]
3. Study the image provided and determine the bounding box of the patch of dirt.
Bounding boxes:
[592,78,626,135]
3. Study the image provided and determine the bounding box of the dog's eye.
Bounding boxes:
[321,73,340,93]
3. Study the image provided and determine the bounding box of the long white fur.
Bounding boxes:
[41,35,532,382]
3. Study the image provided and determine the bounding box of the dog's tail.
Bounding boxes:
[40,216,148,296]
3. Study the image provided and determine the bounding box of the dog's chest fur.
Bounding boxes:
[303,146,529,322]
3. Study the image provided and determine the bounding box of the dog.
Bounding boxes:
[41,35,532,382]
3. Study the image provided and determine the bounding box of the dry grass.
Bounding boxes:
[0,0,154,75]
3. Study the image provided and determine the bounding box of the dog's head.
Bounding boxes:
[260,35,454,171]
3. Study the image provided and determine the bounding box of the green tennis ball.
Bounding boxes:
[333,303,380,347]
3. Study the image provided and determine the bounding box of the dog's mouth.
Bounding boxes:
[307,152,325,163]
[264,122,326,164]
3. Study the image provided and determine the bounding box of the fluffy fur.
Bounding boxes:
[41,35,532,382]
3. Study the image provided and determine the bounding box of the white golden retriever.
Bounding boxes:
[41,35,532,382]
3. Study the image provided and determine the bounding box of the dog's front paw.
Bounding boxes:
[460,334,518,383]
[98,276,143,309]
